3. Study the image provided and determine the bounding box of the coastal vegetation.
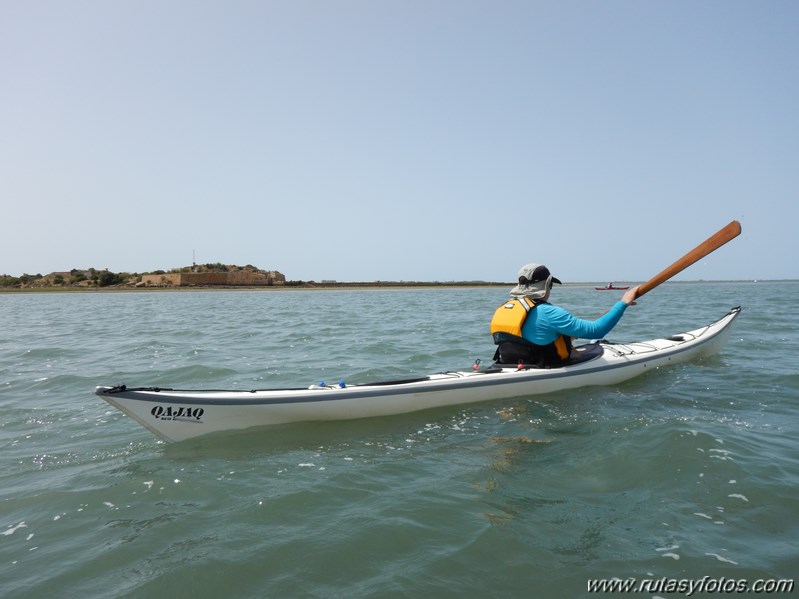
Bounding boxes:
[1,268,123,289]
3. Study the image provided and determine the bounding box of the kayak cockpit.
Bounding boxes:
[493,341,604,370]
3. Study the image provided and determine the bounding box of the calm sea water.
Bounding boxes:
[1,283,797,598]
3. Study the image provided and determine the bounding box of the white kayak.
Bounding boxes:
[96,307,741,443]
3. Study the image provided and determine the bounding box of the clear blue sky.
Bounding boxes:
[2,1,796,282]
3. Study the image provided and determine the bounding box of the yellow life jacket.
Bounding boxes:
[490,297,536,338]
[490,298,572,365]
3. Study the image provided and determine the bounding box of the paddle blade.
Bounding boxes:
[637,220,741,298]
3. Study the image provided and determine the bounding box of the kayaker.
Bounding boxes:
[491,263,640,366]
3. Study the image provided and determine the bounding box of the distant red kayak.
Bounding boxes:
[595,285,629,290]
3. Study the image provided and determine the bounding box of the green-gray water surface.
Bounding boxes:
[1,283,797,598]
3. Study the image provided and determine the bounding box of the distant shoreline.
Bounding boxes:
[0,279,787,294]
[1,281,511,293]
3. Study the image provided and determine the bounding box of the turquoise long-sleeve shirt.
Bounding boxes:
[521,301,628,344]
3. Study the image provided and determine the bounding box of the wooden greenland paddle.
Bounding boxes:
[635,220,742,298]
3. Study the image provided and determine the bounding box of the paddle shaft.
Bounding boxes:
[635,220,742,298]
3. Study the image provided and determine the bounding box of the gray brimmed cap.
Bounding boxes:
[509,263,562,299]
